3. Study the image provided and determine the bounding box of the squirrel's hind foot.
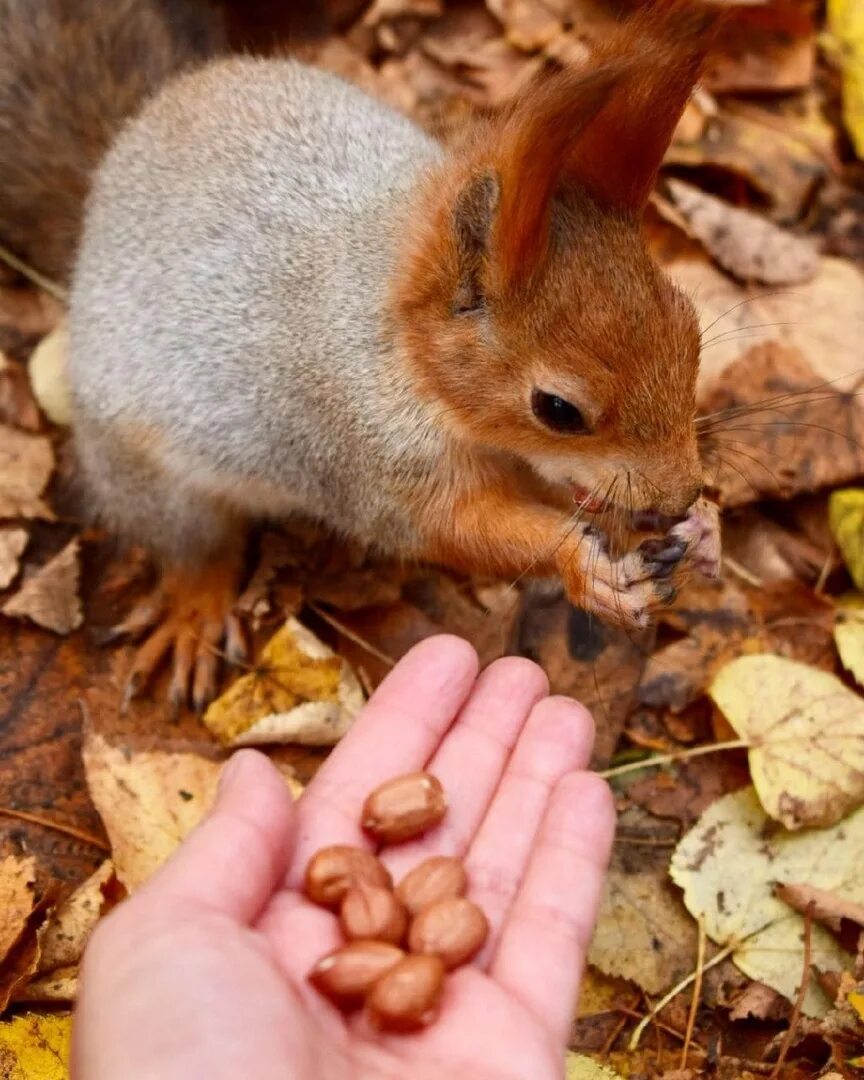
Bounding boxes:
[109,561,246,715]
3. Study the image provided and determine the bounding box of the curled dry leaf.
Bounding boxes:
[664,179,819,285]
[0,1012,71,1079]
[0,424,54,520]
[775,881,864,933]
[2,538,82,634]
[203,617,364,747]
[14,966,78,1004]
[83,734,302,891]
[27,321,71,426]
[671,787,864,1017]
[37,860,115,974]
[0,527,27,589]
[830,491,864,592]
[709,653,864,829]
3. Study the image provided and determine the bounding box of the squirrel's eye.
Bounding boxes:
[531,389,589,435]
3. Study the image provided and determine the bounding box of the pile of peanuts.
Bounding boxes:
[305,771,490,1032]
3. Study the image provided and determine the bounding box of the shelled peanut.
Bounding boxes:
[305,770,489,1032]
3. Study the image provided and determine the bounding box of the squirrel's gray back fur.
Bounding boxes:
[70,57,446,560]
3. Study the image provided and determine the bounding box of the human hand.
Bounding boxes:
[73,635,614,1080]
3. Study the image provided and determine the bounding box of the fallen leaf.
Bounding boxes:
[0,1012,71,1079]
[204,617,364,747]
[671,787,862,1017]
[2,539,82,634]
[0,856,36,966]
[14,966,77,1004]
[83,734,301,891]
[565,1053,624,1080]
[833,593,864,687]
[0,352,41,431]
[0,527,27,589]
[27,321,71,426]
[775,882,864,933]
[830,491,864,591]
[664,179,819,285]
[709,653,864,829]
[0,424,54,520]
[37,860,115,973]
[729,981,789,1022]
[829,0,864,157]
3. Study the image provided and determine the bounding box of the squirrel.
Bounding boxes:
[0,0,722,710]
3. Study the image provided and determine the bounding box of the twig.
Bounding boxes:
[308,603,395,668]
[599,738,750,780]
[0,242,67,302]
[769,903,814,1080]
[629,942,737,1050]
[0,806,109,851]
[722,555,764,588]
[681,916,706,1069]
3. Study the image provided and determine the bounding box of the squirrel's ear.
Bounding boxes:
[451,171,499,314]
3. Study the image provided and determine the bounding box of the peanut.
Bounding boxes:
[340,880,407,945]
[304,845,392,909]
[366,954,445,1032]
[408,896,489,970]
[308,940,405,1009]
[396,855,467,917]
[361,772,447,843]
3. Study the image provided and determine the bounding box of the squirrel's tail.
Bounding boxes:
[0,0,225,286]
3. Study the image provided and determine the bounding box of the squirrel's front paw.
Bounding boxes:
[669,497,721,580]
[557,528,687,630]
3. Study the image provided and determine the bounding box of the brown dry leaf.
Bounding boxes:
[2,538,82,634]
[775,882,864,933]
[697,343,864,509]
[486,0,562,51]
[671,788,863,1017]
[729,981,789,1022]
[0,424,54,520]
[37,860,115,974]
[833,593,864,687]
[83,734,302,891]
[0,527,27,589]
[0,1012,71,1079]
[27,321,71,426]
[664,180,819,285]
[15,966,77,1004]
[709,654,864,829]
[0,353,41,431]
[0,856,36,966]
[203,617,364,747]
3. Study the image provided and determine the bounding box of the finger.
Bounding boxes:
[289,635,479,882]
[135,749,296,924]
[382,657,548,882]
[489,772,615,1044]
[464,697,596,954]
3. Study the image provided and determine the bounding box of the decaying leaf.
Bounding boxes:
[671,787,863,1017]
[709,654,864,829]
[834,593,864,687]
[37,860,115,974]
[775,881,864,933]
[830,490,864,592]
[565,1053,624,1080]
[2,538,82,634]
[664,179,819,285]
[204,617,364,747]
[27,321,71,426]
[0,1012,70,1079]
[0,527,27,589]
[0,856,36,967]
[0,424,54,520]
[15,965,78,1005]
[829,0,864,157]
[83,734,301,891]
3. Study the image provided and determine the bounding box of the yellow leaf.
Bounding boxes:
[0,1012,71,1079]
[833,593,864,687]
[829,0,864,157]
[565,1052,624,1079]
[204,617,364,747]
[671,788,863,1018]
[830,489,864,591]
[28,321,71,427]
[708,654,864,828]
[849,990,864,1022]
[83,734,302,891]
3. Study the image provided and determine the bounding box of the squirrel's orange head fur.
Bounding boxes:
[393,0,720,517]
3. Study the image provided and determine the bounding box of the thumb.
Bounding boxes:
[135,749,297,924]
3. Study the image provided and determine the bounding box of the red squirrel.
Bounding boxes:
[0,0,721,710]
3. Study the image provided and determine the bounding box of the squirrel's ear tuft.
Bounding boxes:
[452,170,499,314]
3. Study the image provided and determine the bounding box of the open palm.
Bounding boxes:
[74,635,614,1080]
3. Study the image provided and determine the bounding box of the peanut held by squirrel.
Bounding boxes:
[0,0,722,710]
